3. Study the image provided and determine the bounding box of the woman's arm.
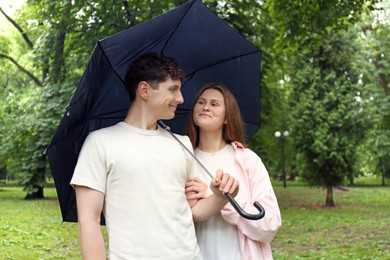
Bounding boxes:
[221,150,282,243]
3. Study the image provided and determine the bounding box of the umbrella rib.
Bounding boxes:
[97,42,126,86]
[161,0,196,53]
[183,50,261,85]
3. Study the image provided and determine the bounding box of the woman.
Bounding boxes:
[186,83,282,260]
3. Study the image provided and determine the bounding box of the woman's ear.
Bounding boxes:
[137,81,149,100]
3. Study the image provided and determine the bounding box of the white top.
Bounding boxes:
[195,144,241,260]
[71,122,202,260]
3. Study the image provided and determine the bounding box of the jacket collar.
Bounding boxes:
[231,141,244,150]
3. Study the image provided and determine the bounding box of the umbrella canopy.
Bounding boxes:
[46,0,262,223]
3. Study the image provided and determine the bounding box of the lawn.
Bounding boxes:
[0,177,389,259]
[271,177,390,260]
[0,186,81,259]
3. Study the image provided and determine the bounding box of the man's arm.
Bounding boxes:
[74,185,106,260]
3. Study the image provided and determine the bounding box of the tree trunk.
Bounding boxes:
[288,172,296,181]
[325,186,335,207]
[380,157,386,186]
[348,172,354,186]
[25,186,44,199]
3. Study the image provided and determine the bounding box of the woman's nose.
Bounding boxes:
[202,103,210,111]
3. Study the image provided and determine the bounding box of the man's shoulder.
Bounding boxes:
[167,133,193,153]
[85,123,124,143]
[171,132,189,141]
[90,122,123,135]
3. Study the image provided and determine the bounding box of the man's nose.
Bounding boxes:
[176,91,184,104]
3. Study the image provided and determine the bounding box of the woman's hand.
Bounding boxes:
[210,169,239,199]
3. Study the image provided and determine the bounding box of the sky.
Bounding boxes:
[0,0,26,34]
[1,0,25,15]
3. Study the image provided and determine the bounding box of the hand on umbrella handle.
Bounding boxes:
[225,193,265,220]
[157,120,266,221]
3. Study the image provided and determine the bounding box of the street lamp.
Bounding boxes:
[274,130,289,188]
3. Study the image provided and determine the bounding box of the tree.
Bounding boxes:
[288,30,369,206]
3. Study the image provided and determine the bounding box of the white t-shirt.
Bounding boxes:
[195,144,241,260]
[71,122,202,260]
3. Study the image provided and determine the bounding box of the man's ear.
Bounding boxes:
[137,81,149,100]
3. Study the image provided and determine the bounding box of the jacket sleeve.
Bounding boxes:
[220,148,282,243]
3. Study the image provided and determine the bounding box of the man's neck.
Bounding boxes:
[124,105,157,130]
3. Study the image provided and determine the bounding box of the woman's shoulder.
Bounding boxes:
[231,141,262,160]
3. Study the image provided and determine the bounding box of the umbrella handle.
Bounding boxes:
[225,193,265,220]
[157,120,266,221]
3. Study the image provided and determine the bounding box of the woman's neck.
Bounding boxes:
[198,131,227,153]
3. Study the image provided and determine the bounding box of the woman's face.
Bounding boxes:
[193,88,226,133]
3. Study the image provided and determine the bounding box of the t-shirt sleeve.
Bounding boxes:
[179,135,198,178]
[70,132,108,194]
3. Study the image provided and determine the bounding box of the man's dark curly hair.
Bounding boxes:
[124,52,185,101]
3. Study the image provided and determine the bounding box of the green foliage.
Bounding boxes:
[288,31,367,189]
[341,4,390,179]
[265,0,379,52]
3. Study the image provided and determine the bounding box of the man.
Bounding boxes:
[70,52,238,259]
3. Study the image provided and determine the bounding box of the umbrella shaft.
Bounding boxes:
[157,120,214,179]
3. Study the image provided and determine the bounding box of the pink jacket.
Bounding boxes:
[221,142,282,260]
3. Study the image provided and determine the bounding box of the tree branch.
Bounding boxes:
[0,6,34,49]
[122,0,133,28]
[0,53,42,87]
[375,53,390,96]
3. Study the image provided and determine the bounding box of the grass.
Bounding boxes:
[0,176,389,259]
[0,186,82,259]
[271,176,390,260]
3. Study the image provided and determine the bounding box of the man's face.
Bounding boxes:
[148,76,184,120]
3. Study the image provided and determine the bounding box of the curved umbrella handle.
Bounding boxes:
[157,120,266,221]
[225,193,265,220]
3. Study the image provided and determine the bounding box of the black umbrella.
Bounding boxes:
[46,0,262,223]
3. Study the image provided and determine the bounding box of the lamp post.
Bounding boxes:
[274,130,289,188]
